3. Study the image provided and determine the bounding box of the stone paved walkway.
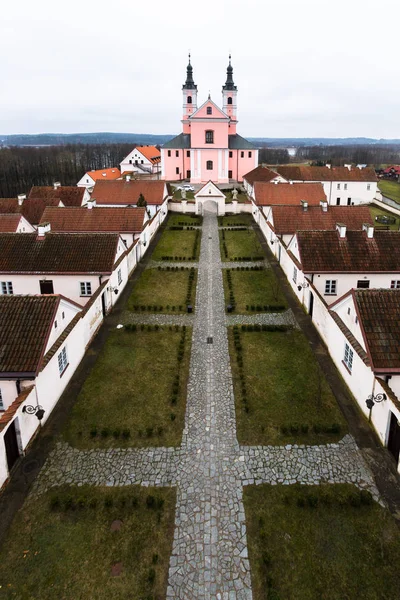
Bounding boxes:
[147,260,199,269]
[220,261,268,269]
[31,209,380,599]
[226,310,298,328]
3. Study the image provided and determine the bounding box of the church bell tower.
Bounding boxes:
[182,54,197,126]
[222,55,238,133]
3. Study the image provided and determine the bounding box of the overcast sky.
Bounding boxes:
[1,0,399,138]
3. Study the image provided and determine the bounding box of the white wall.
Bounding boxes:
[312,272,400,305]
[0,274,102,306]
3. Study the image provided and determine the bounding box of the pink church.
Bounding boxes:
[161,56,258,184]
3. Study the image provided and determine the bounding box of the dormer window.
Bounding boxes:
[227,97,233,105]
[207,106,212,115]
[205,130,214,144]
[187,96,192,104]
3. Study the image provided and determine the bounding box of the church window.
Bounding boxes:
[205,130,214,144]
[248,151,252,158]
[187,96,192,104]
[227,97,233,105]
[186,150,190,157]
[175,150,179,157]
[176,167,179,175]
[168,150,171,157]
[206,161,213,170]
[229,151,233,158]
[207,106,212,115]
[241,151,244,158]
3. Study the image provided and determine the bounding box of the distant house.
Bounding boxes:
[274,165,378,205]
[0,227,129,307]
[0,214,35,233]
[120,146,161,176]
[77,168,121,190]
[383,166,400,179]
[41,204,149,249]
[29,183,89,207]
[242,165,284,195]
[91,180,170,218]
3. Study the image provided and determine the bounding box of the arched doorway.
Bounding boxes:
[201,199,219,215]
[194,181,226,216]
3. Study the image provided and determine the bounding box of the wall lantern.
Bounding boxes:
[365,393,387,411]
[297,282,309,291]
[108,286,119,295]
[22,405,45,421]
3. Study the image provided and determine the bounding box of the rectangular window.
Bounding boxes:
[1,281,13,295]
[336,198,340,205]
[118,269,122,285]
[344,183,347,190]
[347,198,351,206]
[0,389,3,411]
[175,150,179,157]
[229,151,233,158]
[248,151,252,158]
[206,106,212,115]
[241,151,244,158]
[205,130,214,144]
[206,160,213,170]
[80,282,92,296]
[62,311,65,319]
[357,280,370,289]
[58,346,68,376]
[324,280,337,295]
[176,167,179,175]
[292,266,297,284]
[344,343,354,372]
[167,150,171,157]
[186,150,190,157]
[391,280,400,289]
[337,183,341,190]
[54,320,58,329]
[367,184,371,191]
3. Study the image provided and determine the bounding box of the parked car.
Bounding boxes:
[176,184,195,192]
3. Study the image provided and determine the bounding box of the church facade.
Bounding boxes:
[161,56,258,184]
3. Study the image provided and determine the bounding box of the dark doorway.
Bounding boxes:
[308,291,314,317]
[388,412,400,464]
[186,170,191,179]
[101,292,106,317]
[40,280,54,294]
[228,170,233,179]
[4,420,20,472]
[336,198,340,206]
[347,198,351,205]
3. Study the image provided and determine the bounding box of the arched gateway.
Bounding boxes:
[195,181,226,216]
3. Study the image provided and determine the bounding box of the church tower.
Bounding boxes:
[222,55,237,134]
[182,54,197,133]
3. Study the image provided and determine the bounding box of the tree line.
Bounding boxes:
[0,143,135,197]
[296,144,400,167]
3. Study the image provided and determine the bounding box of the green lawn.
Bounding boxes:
[152,229,200,260]
[172,189,195,200]
[63,327,191,448]
[219,214,254,227]
[378,180,400,204]
[127,268,197,313]
[229,329,347,445]
[167,213,202,226]
[245,484,400,600]
[220,229,264,261]
[223,269,287,312]
[0,486,175,600]
[370,205,399,231]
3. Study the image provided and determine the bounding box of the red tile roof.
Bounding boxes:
[354,289,400,371]
[22,198,61,225]
[29,186,86,207]
[0,295,59,374]
[296,230,400,273]
[0,199,19,213]
[0,214,24,232]
[41,206,146,233]
[276,165,378,182]
[136,146,161,164]
[243,166,279,185]
[86,168,121,181]
[271,205,373,235]
[92,180,167,206]
[254,182,326,206]
[0,233,120,274]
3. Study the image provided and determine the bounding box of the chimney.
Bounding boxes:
[126,175,131,182]
[37,222,51,238]
[274,180,279,185]
[87,198,96,209]
[17,194,26,206]
[336,223,346,239]
[344,164,351,171]
[326,163,331,169]
[301,200,308,212]
[53,181,61,189]
[320,199,328,212]
[289,180,293,185]
[363,222,374,238]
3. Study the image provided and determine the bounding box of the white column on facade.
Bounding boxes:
[190,150,194,179]
[225,150,229,178]
[161,149,165,177]
[218,150,222,180]
[197,150,201,180]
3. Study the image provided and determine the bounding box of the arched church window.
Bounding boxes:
[206,161,213,170]
[187,96,192,104]
[227,97,233,105]
[205,130,214,144]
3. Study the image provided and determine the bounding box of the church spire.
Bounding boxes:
[183,53,197,90]
[223,54,237,91]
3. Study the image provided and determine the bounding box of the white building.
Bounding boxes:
[120,146,161,176]
[77,168,121,191]
[242,165,285,196]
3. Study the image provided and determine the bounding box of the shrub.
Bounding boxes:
[77,496,87,510]
[90,427,98,438]
[101,428,109,438]
[146,427,154,438]
[170,412,176,421]
[132,496,138,508]
[112,429,121,439]
[64,496,75,511]
[360,490,374,505]
[104,496,113,508]
[152,553,159,564]
[122,429,131,439]
[307,493,318,508]
[89,498,98,509]
[148,568,156,585]
[146,495,156,509]
[49,495,61,511]
[157,426,164,436]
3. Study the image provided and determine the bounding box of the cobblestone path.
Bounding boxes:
[31,209,379,599]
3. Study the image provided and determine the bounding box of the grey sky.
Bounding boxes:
[1,0,399,138]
